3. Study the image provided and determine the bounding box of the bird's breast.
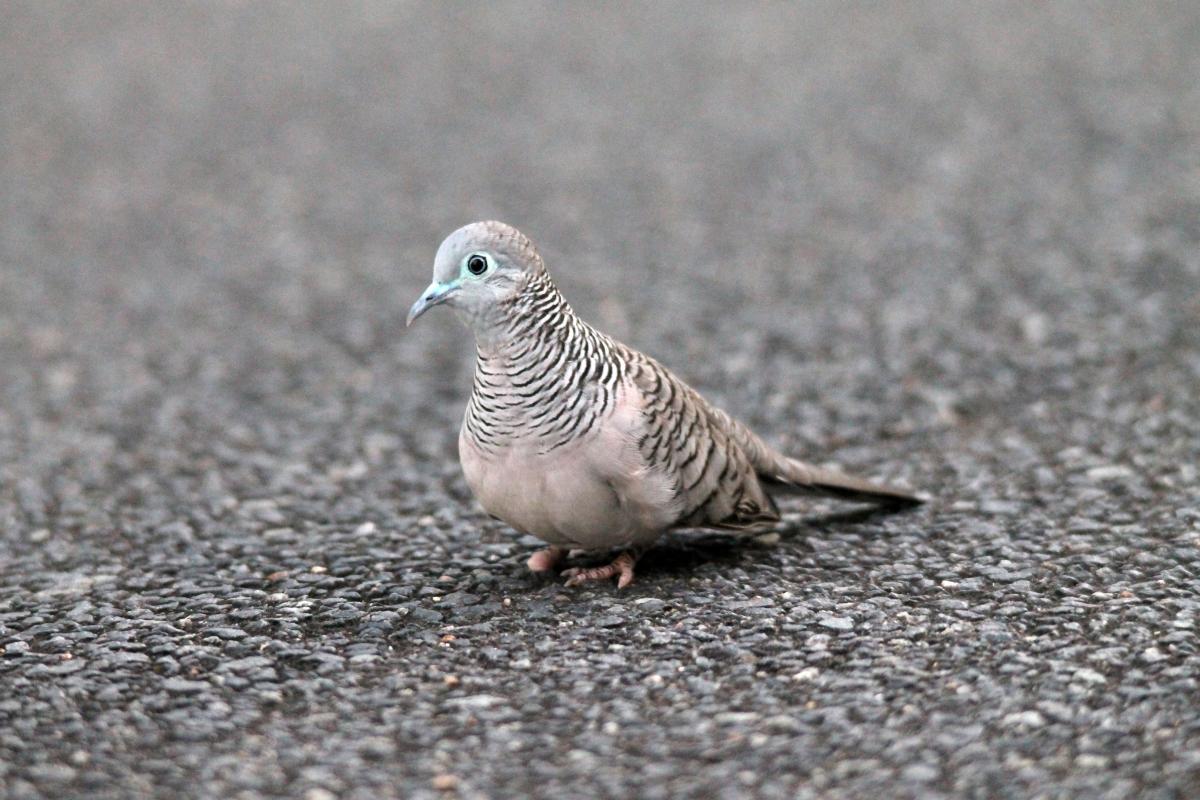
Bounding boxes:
[456,384,670,550]
[458,429,615,546]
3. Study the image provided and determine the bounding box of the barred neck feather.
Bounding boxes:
[463,273,627,455]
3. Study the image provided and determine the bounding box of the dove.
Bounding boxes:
[407,222,921,588]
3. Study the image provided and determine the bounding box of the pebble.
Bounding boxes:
[432,774,459,791]
[818,616,854,632]
[163,679,209,694]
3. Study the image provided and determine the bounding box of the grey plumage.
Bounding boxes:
[408,221,921,587]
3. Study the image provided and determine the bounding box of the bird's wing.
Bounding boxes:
[621,350,781,530]
[618,347,921,524]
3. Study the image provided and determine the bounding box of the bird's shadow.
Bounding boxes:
[630,504,918,581]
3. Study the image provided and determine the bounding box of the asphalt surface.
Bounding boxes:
[2,3,1199,799]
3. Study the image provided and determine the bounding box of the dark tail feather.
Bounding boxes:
[713,410,924,507]
[766,460,924,507]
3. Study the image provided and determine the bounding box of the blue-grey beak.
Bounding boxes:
[406,281,456,327]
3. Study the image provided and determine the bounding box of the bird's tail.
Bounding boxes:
[712,407,924,506]
[768,459,923,506]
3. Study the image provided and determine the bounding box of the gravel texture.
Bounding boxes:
[2,3,1199,799]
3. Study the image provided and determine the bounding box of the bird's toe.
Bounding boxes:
[560,550,639,589]
[526,547,566,573]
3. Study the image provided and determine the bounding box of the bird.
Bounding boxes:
[407,221,922,588]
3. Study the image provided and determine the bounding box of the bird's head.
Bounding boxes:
[406,221,545,331]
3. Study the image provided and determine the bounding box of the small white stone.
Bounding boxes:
[1087,465,1134,482]
[1002,710,1045,727]
[446,694,504,708]
[1021,313,1049,345]
[1141,647,1167,663]
[819,616,854,631]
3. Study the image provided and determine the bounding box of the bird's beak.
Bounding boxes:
[406,281,456,327]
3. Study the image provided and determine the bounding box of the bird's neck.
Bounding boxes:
[471,274,576,359]
[463,277,622,454]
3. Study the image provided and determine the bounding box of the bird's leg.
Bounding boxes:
[526,546,567,573]
[561,548,643,589]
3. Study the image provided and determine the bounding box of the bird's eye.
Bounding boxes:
[466,254,488,275]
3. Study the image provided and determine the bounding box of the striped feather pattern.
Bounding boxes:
[461,272,784,530]
[463,272,626,456]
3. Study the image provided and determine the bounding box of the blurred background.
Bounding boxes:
[1,2,1198,798]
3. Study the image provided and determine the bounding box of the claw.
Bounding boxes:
[560,550,639,589]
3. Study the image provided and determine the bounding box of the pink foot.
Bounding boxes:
[526,547,567,573]
[561,550,639,589]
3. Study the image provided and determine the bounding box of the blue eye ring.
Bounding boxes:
[466,254,488,275]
